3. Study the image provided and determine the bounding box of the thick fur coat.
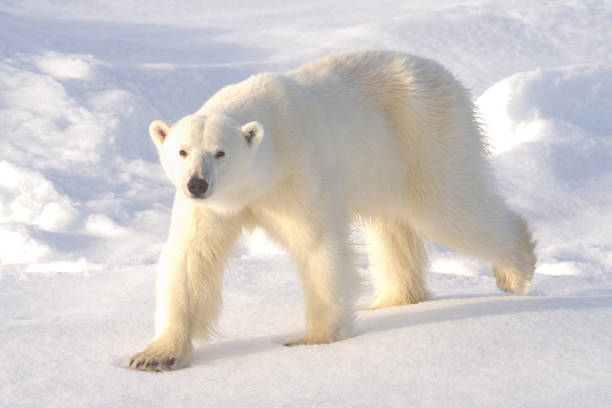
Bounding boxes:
[126,50,536,371]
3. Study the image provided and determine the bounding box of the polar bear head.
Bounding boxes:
[149,113,266,213]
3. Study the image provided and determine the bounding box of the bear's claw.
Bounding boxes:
[125,338,191,372]
[126,354,176,372]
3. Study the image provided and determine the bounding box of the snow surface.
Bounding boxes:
[1,1,611,407]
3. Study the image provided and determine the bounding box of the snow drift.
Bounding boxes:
[478,65,612,281]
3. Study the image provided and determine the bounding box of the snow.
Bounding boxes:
[1,1,611,407]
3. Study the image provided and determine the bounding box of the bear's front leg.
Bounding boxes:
[126,243,196,371]
[290,237,358,345]
[259,204,359,346]
[126,204,243,371]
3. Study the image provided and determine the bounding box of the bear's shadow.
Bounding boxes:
[192,294,612,365]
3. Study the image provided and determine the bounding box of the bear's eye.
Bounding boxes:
[179,149,188,158]
[214,150,225,159]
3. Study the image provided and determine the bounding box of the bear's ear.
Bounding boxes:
[241,121,264,147]
[149,120,171,149]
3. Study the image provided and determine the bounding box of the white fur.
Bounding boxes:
[126,50,536,371]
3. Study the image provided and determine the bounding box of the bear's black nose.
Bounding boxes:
[187,177,209,197]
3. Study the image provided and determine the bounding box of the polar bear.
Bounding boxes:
[126,50,536,371]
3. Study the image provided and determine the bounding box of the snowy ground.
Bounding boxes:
[1,1,611,407]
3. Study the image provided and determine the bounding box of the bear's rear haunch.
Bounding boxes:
[125,50,536,371]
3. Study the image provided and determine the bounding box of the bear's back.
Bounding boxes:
[288,50,470,117]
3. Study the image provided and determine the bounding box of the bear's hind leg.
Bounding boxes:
[365,217,429,309]
[411,192,537,295]
[492,214,537,294]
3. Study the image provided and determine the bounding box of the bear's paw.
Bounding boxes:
[125,338,192,372]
